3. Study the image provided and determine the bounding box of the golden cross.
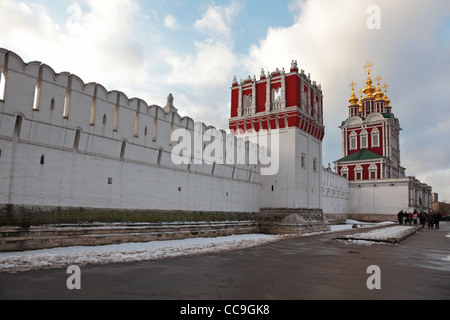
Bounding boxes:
[382,83,390,92]
[374,76,383,84]
[363,61,374,75]
[349,81,357,91]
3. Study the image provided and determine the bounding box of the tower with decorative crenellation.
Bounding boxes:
[229,61,325,215]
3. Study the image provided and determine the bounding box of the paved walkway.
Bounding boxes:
[0,222,449,300]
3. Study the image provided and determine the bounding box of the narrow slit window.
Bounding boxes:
[157,149,163,167]
[13,115,23,142]
[120,141,127,161]
[114,94,120,132]
[32,85,40,110]
[90,86,98,125]
[73,129,81,152]
[63,76,72,118]
[169,113,175,146]
[134,101,140,137]
[33,65,43,111]
[153,109,158,142]
[212,162,216,176]
[0,71,6,100]
[1,53,9,101]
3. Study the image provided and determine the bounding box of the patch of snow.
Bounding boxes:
[0,221,409,274]
[0,234,284,273]
[341,226,415,241]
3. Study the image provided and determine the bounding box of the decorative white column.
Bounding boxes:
[281,70,286,109]
[238,83,243,117]
[251,77,257,115]
[265,75,271,113]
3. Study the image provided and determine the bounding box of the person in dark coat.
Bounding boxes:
[405,212,412,225]
[434,212,440,229]
[403,211,408,225]
[427,211,434,229]
[419,211,427,228]
[397,210,404,225]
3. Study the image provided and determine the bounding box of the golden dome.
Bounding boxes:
[348,81,359,105]
[382,83,391,107]
[362,61,376,98]
[358,89,363,112]
[363,75,376,98]
[374,76,384,101]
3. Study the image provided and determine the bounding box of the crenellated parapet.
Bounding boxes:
[0,48,261,215]
[0,48,259,180]
[229,60,325,142]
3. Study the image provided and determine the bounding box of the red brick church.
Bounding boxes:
[334,61,405,181]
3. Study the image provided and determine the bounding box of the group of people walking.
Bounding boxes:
[397,210,443,229]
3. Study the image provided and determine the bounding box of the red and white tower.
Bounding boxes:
[229,61,325,210]
[334,61,406,181]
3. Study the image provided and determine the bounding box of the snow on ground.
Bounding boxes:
[0,220,400,274]
[340,226,416,242]
[339,225,415,241]
[0,234,286,273]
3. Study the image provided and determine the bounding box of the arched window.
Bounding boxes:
[369,163,378,180]
[272,88,282,110]
[371,128,380,148]
[243,95,252,116]
[349,131,358,150]
[355,164,363,180]
[360,129,368,149]
[341,166,349,179]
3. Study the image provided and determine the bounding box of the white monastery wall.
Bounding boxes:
[348,177,431,217]
[0,49,260,214]
[260,127,321,210]
[321,167,349,215]
[348,179,410,215]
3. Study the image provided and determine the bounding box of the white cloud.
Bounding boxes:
[164,14,178,30]
[194,0,242,41]
[0,0,145,95]
[160,1,244,125]
[239,0,450,200]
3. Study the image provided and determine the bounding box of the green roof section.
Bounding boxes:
[335,149,384,163]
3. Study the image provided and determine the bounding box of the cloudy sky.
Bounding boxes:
[1,0,449,201]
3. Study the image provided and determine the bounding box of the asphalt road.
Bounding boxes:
[1,222,449,301]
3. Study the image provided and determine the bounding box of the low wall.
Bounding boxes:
[346,213,397,223]
[0,205,257,227]
[258,208,330,235]
[0,221,258,252]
